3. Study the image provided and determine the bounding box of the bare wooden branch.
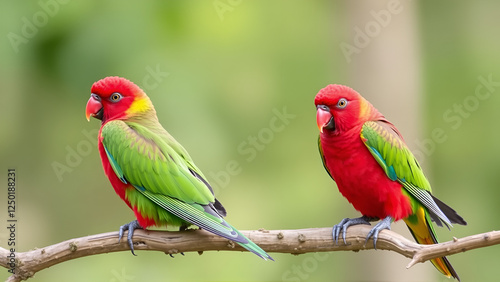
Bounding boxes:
[1,226,499,281]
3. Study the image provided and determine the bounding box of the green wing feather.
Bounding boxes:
[361,120,465,279]
[318,136,334,181]
[102,120,214,204]
[360,120,452,227]
[137,187,270,259]
[101,120,272,260]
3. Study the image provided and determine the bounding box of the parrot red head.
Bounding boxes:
[315,84,378,134]
[86,76,153,123]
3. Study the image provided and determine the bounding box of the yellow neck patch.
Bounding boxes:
[358,99,370,118]
[126,96,151,116]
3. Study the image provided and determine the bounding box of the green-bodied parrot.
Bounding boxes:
[85,76,273,260]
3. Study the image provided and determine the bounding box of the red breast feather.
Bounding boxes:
[316,84,412,220]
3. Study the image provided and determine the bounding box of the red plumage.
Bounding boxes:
[90,76,141,122]
[91,77,158,228]
[316,84,412,221]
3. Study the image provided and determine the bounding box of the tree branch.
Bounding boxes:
[1,226,499,281]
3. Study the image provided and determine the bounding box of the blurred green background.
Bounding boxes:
[1,0,500,281]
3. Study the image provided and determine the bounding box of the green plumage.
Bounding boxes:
[101,118,273,260]
[361,121,430,188]
[360,121,455,226]
[103,120,214,204]
[360,120,464,279]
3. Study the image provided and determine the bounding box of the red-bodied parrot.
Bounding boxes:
[85,76,273,260]
[315,84,466,280]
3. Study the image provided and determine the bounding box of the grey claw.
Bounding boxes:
[332,216,372,245]
[364,216,392,250]
[118,220,142,256]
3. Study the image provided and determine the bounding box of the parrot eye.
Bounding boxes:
[110,93,123,102]
[336,98,348,109]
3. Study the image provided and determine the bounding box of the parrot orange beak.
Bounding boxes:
[86,94,103,121]
[316,105,334,133]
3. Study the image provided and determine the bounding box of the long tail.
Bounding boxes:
[231,225,274,261]
[403,206,460,281]
[137,187,274,261]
